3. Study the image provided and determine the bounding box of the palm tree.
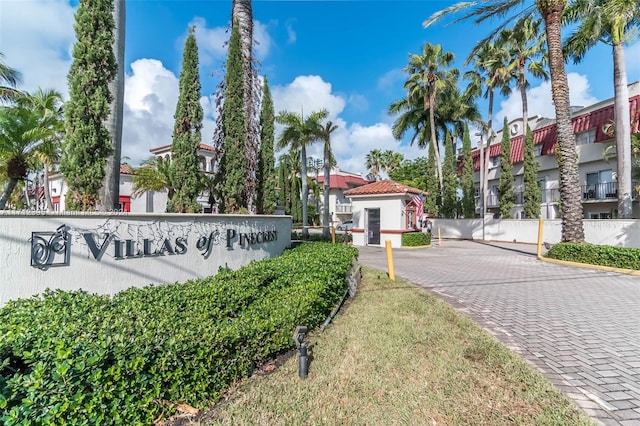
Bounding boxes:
[276,108,328,238]
[425,0,585,242]
[381,150,405,175]
[564,0,639,219]
[101,0,126,211]
[131,156,174,206]
[0,53,22,102]
[403,43,459,194]
[365,149,383,180]
[30,89,64,210]
[318,120,338,238]
[499,17,549,130]
[0,92,60,209]
[464,40,513,217]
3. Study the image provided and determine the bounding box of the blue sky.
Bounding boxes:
[1,0,639,175]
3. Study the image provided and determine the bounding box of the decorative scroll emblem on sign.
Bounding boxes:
[30,225,71,270]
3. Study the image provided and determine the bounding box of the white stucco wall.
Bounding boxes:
[351,196,413,248]
[0,213,292,307]
[432,218,640,248]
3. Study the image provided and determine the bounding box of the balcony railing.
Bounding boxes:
[581,182,617,201]
[335,203,352,214]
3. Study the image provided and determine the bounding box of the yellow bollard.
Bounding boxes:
[385,240,395,281]
[331,225,336,244]
[438,227,442,247]
[537,217,544,259]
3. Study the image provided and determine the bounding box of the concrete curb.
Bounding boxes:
[538,256,640,277]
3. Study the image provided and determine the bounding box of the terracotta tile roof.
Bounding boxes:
[150,143,216,154]
[466,94,640,171]
[317,174,372,189]
[344,180,427,197]
[120,164,134,175]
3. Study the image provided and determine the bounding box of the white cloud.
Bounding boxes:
[0,0,75,97]
[122,59,217,165]
[186,17,272,66]
[347,94,369,112]
[286,21,297,44]
[495,73,598,126]
[270,75,424,176]
[377,68,405,93]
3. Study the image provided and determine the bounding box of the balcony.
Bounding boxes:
[581,182,617,201]
[335,203,352,214]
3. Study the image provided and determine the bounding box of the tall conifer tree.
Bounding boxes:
[61,0,116,210]
[218,23,247,212]
[523,126,541,218]
[168,26,203,213]
[441,132,458,218]
[498,117,514,218]
[461,124,475,218]
[257,77,276,214]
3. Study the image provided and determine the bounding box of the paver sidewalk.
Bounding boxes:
[356,240,640,426]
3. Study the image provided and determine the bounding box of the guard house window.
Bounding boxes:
[146,191,154,213]
[576,129,596,145]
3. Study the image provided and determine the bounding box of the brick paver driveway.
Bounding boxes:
[356,240,640,426]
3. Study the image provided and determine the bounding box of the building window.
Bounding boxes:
[576,129,596,145]
[489,156,500,169]
[534,145,542,156]
[146,191,154,213]
[537,178,547,203]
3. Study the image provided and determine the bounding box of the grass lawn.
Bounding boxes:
[178,267,594,425]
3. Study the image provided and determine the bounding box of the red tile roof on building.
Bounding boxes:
[344,180,427,197]
[120,164,134,175]
[467,94,640,171]
[317,174,372,189]
[150,143,216,154]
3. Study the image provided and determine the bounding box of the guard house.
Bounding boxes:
[344,180,427,247]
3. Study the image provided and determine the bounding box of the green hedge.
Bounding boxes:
[546,242,640,270]
[0,243,358,425]
[402,231,431,247]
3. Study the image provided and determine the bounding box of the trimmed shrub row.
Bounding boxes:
[0,243,359,425]
[546,242,640,270]
[402,231,431,247]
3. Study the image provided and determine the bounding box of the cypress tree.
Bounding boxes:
[276,155,286,209]
[167,26,204,213]
[498,117,515,218]
[257,77,276,214]
[61,0,116,210]
[218,23,246,213]
[441,131,458,218]
[461,124,475,218]
[523,126,541,218]
[425,142,439,218]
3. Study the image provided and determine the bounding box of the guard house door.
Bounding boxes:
[367,208,380,245]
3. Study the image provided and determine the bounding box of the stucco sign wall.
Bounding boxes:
[0,213,291,307]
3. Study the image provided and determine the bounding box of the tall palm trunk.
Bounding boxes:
[427,90,444,194]
[43,165,53,211]
[541,2,584,242]
[101,0,125,211]
[300,144,309,238]
[482,89,495,217]
[519,60,529,129]
[613,41,632,218]
[323,147,331,238]
[0,178,19,210]
[232,0,259,214]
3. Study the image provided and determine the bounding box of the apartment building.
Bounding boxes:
[475,81,640,219]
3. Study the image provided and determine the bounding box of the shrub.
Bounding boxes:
[402,232,431,247]
[0,243,358,425]
[546,242,640,270]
